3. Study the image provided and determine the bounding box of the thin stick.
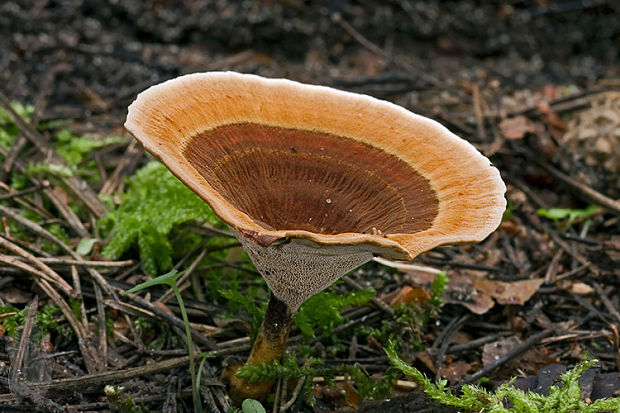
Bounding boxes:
[28,345,247,392]
[0,204,119,300]
[592,282,620,325]
[10,296,38,383]
[94,284,108,370]
[32,276,102,374]
[71,265,89,331]
[280,376,305,412]
[523,149,620,214]
[34,257,134,267]
[0,235,74,296]
[373,256,442,274]
[0,254,74,297]
[0,90,107,217]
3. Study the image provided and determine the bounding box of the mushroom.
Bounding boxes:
[125,72,506,404]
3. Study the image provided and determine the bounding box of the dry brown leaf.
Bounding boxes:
[1,287,31,304]
[569,281,594,295]
[537,101,567,140]
[52,185,71,204]
[390,285,431,307]
[343,377,362,409]
[499,116,535,140]
[482,336,522,367]
[416,350,437,374]
[439,360,472,383]
[153,301,174,315]
[404,271,542,315]
[472,279,544,305]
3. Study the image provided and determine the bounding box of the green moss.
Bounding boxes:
[236,352,398,405]
[0,102,34,150]
[0,304,72,342]
[295,287,375,340]
[386,341,620,413]
[54,129,125,167]
[100,161,222,274]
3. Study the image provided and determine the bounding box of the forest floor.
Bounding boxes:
[0,1,618,412]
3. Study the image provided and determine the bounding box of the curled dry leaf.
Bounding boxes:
[537,101,567,140]
[404,270,543,314]
[482,335,522,367]
[472,278,544,305]
[569,281,594,295]
[439,360,472,384]
[343,377,362,409]
[499,116,535,140]
[390,285,431,307]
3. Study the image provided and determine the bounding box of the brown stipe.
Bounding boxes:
[225,293,295,404]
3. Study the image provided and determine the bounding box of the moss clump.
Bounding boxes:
[100,161,222,274]
[386,341,620,413]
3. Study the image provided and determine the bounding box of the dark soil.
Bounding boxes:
[0,1,618,412]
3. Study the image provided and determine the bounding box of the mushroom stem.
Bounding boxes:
[228,292,295,405]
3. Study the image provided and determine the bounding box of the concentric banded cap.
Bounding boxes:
[126,72,506,308]
[126,71,505,259]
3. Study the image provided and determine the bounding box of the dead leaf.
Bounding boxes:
[482,336,522,367]
[1,287,31,304]
[537,101,567,140]
[52,185,71,204]
[499,116,535,140]
[439,360,472,383]
[403,271,543,315]
[390,285,431,307]
[343,377,362,409]
[415,350,437,374]
[472,279,544,305]
[153,301,174,315]
[569,282,594,295]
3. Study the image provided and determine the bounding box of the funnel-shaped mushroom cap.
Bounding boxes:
[126,72,506,310]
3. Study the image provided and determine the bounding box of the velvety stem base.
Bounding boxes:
[227,292,295,405]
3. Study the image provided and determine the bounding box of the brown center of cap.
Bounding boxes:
[184,123,438,236]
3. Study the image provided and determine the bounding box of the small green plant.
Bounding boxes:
[359,272,448,351]
[236,352,398,406]
[294,287,375,340]
[537,205,599,228]
[220,289,267,342]
[26,162,75,178]
[1,304,72,341]
[124,269,203,413]
[428,271,449,314]
[0,102,34,149]
[54,129,125,167]
[104,385,150,413]
[385,341,620,413]
[241,399,266,413]
[101,161,223,274]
